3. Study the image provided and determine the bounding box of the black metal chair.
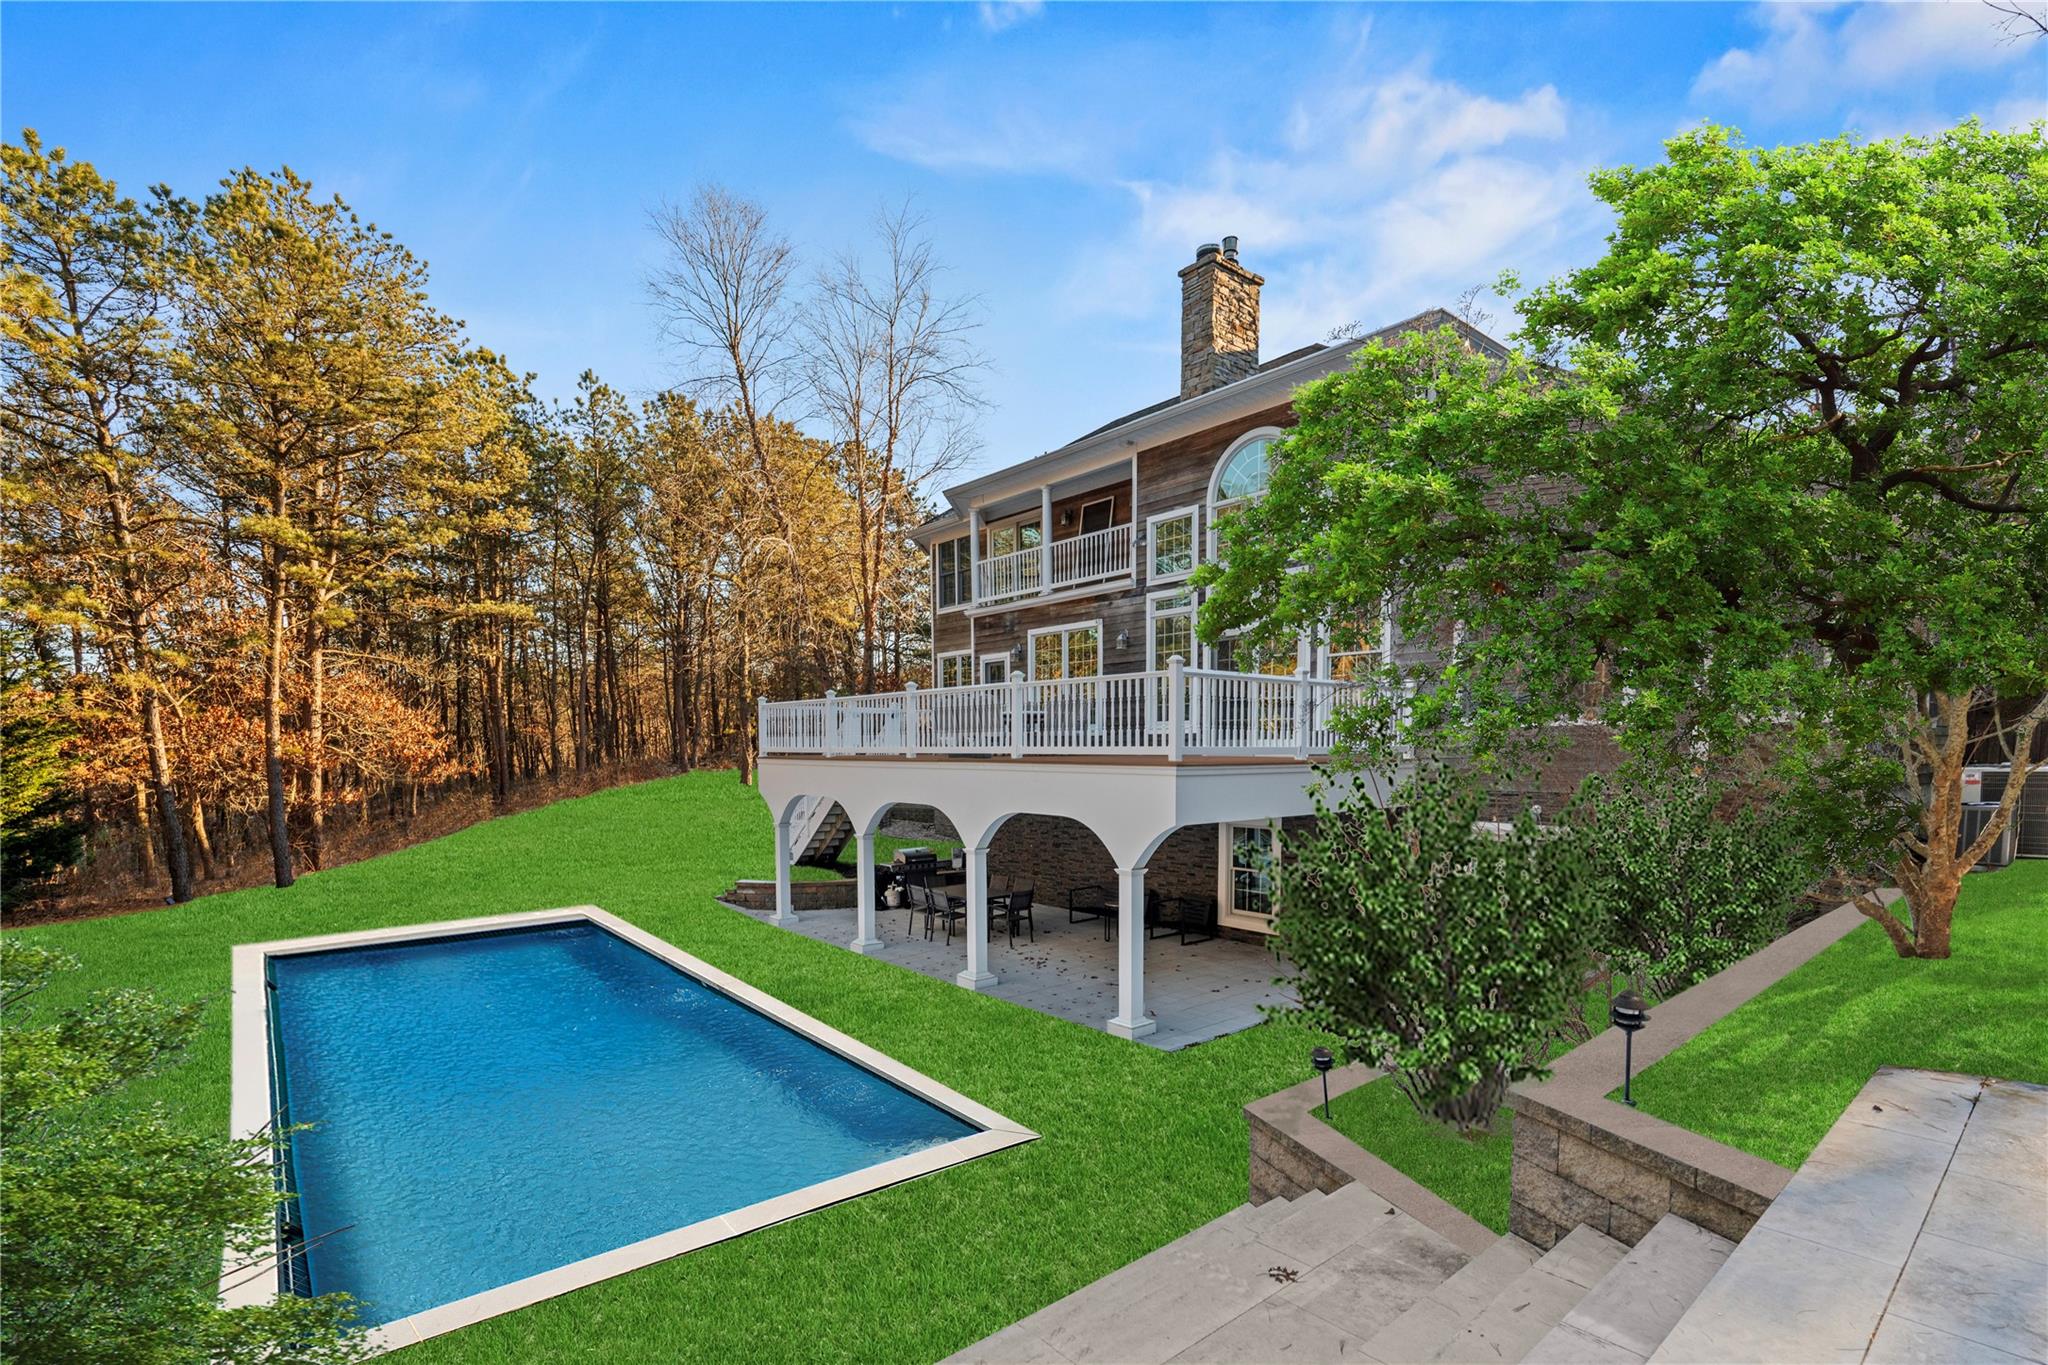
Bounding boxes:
[1148,893,1220,946]
[992,885,1036,946]
[1066,883,1114,938]
[924,881,966,943]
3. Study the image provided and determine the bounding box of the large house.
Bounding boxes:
[756,239,1507,1040]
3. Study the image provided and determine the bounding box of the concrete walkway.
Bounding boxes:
[1653,1067,2048,1364]
[732,903,1294,1050]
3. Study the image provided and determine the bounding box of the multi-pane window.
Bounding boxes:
[1148,507,1198,581]
[936,652,973,688]
[1029,623,1101,680]
[933,537,971,610]
[1148,587,1196,669]
[1225,823,1278,922]
[1321,608,1383,680]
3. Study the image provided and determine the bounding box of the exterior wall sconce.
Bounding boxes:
[1610,989,1649,1107]
[1115,631,1129,651]
[1310,1046,1334,1119]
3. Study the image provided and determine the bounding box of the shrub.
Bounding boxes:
[1,940,365,1365]
[1274,773,1601,1133]
[1566,774,1812,1002]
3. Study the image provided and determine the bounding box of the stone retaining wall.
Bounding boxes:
[722,878,858,912]
[1504,898,1874,1249]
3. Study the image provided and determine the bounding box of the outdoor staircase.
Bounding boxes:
[951,1184,1735,1364]
[789,795,854,866]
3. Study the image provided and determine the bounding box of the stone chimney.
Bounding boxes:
[1178,235,1262,399]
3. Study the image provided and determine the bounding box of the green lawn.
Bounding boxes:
[10,772,1320,1364]
[1627,859,2048,1169]
[1322,1079,1515,1233]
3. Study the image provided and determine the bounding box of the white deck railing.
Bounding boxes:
[972,523,1134,605]
[758,661,1392,761]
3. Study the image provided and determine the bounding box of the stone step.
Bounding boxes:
[1259,1181,1399,1268]
[1430,1224,1629,1364]
[1243,1191,1313,1232]
[1523,1215,1734,1364]
[1360,1234,1543,1364]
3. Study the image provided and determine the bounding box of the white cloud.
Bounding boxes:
[977,1,1043,34]
[1694,2,2032,117]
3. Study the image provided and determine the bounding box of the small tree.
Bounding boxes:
[1276,774,1600,1132]
[1,940,365,1364]
[1566,775,1812,1001]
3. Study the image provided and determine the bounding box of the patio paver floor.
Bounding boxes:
[733,903,1294,1050]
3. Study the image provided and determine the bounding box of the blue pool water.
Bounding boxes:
[268,921,976,1325]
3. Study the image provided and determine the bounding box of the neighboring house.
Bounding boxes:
[756,239,1545,1039]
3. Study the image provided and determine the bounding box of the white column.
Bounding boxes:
[1039,485,1053,593]
[969,507,982,606]
[850,830,883,953]
[1108,864,1155,1038]
[955,843,997,990]
[771,811,797,926]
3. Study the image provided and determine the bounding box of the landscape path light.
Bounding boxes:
[1310,1046,1335,1119]
[1610,989,1650,1107]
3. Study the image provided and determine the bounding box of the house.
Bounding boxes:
[754,238,1512,1041]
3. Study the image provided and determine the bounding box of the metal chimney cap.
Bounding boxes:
[1222,235,1239,260]
[1195,241,1221,262]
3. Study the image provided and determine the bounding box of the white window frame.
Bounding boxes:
[1075,495,1116,537]
[1207,425,1284,557]
[1217,820,1282,932]
[1145,503,1201,584]
[1026,618,1103,681]
[981,508,1043,560]
[935,650,973,689]
[1146,587,1198,733]
[932,536,971,614]
[979,652,1011,686]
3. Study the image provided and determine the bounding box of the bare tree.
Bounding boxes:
[647,185,809,774]
[804,203,985,690]
[1984,0,2048,40]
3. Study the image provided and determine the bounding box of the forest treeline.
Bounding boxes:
[2,130,982,909]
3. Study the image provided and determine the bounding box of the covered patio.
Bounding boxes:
[734,897,1295,1051]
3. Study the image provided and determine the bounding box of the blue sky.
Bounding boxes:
[6,1,2043,481]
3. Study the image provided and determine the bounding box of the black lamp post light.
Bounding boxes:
[1310,1046,1335,1119]
[1610,989,1650,1107]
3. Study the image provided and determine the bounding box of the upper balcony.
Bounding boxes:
[758,663,1392,762]
[974,522,1133,605]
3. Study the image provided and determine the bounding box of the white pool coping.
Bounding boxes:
[224,905,1038,1353]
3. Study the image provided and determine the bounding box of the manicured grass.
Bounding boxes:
[1627,860,2048,1169]
[10,772,1321,1364]
[1322,1080,1514,1233]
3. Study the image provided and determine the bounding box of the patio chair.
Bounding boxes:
[902,878,927,938]
[924,881,966,944]
[991,885,1036,946]
[1148,893,1219,946]
[1066,883,1114,938]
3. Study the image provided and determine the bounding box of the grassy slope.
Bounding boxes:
[1627,859,2048,1169]
[12,773,1316,1364]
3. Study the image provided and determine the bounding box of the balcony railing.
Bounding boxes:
[758,662,1396,761]
[972,523,1133,605]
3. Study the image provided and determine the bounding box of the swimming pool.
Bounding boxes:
[226,908,1033,1348]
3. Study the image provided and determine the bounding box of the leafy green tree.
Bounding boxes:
[1275,774,1600,1131]
[1566,775,1812,1000]
[1,939,365,1363]
[1206,120,2047,960]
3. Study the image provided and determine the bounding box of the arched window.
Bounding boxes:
[1207,426,1284,553]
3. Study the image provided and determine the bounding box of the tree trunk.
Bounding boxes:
[262,537,296,889]
[305,625,326,871]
